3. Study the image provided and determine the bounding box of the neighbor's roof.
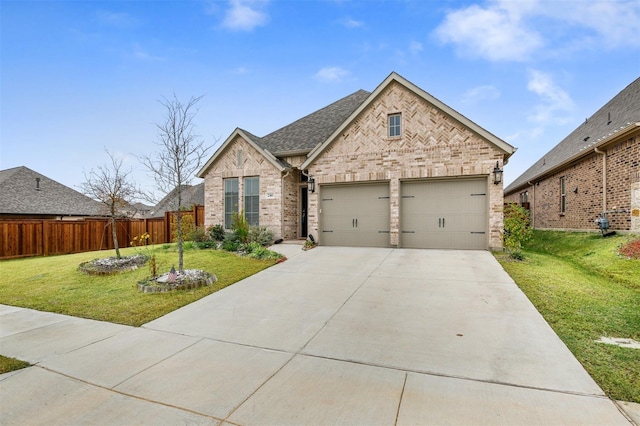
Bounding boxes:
[0,166,104,216]
[150,183,204,217]
[505,77,640,194]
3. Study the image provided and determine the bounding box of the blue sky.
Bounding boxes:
[2,0,639,201]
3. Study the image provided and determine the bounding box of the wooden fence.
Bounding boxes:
[0,206,204,260]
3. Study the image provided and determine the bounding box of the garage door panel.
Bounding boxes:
[321,183,390,247]
[401,179,487,250]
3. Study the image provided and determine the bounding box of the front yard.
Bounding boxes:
[495,230,640,403]
[0,245,277,327]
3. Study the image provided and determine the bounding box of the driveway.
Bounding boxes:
[0,247,632,425]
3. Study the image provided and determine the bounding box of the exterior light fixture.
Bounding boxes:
[308,177,315,193]
[493,161,503,185]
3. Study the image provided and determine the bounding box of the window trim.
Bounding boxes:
[560,176,566,214]
[388,113,402,138]
[224,178,239,229]
[244,176,259,227]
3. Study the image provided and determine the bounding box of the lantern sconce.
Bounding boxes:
[308,176,316,193]
[493,161,503,185]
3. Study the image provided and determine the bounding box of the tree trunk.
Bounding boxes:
[177,212,184,272]
[112,216,121,259]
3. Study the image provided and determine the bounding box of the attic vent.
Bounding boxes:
[607,112,612,125]
[584,136,590,142]
[36,177,41,191]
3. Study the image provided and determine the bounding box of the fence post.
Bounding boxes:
[42,220,49,256]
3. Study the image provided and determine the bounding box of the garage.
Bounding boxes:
[401,178,487,250]
[320,183,390,247]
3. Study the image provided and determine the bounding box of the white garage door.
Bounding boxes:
[401,179,487,249]
[320,183,390,247]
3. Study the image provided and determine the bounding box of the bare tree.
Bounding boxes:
[81,150,143,259]
[140,94,210,272]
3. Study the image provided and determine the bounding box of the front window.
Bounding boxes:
[244,176,259,226]
[560,176,566,213]
[520,191,528,204]
[388,113,401,138]
[224,178,238,229]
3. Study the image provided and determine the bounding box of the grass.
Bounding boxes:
[0,355,31,374]
[495,230,640,403]
[0,244,277,327]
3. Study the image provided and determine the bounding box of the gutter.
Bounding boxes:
[594,147,607,213]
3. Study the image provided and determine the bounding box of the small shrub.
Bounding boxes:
[503,203,533,260]
[161,244,171,251]
[185,226,208,242]
[208,224,225,241]
[247,245,282,260]
[171,213,196,243]
[182,241,197,250]
[196,240,216,249]
[248,226,274,246]
[221,232,241,252]
[232,210,249,243]
[148,254,158,278]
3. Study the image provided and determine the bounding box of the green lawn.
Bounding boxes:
[0,245,277,327]
[495,230,640,403]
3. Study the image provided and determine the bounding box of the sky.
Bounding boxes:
[2,0,639,203]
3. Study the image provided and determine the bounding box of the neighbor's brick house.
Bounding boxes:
[504,77,640,233]
[198,72,516,250]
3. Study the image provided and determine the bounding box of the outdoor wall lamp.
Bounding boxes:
[493,161,503,185]
[308,177,316,193]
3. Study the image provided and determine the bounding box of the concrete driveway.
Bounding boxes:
[0,246,633,425]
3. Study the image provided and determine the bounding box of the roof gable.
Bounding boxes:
[302,72,515,169]
[197,128,286,177]
[0,166,104,216]
[505,77,640,193]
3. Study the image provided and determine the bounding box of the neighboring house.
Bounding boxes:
[150,183,204,218]
[198,72,516,250]
[0,166,105,219]
[504,77,640,233]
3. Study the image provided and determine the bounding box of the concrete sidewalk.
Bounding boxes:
[0,247,635,425]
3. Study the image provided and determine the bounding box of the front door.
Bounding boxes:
[300,187,308,238]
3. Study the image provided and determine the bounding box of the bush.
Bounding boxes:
[208,224,225,241]
[503,203,533,260]
[170,213,196,243]
[221,231,241,252]
[248,226,274,246]
[185,226,208,242]
[231,210,249,244]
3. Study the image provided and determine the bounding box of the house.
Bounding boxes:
[504,77,640,233]
[197,72,516,250]
[0,166,105,219]
[150,183,204,218]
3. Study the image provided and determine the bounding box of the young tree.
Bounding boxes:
[81,150,143,259]
[140,94,210,272]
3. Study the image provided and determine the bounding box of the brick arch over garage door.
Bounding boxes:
[400,178,488,250]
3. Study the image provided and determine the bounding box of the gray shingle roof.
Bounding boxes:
[505,77,640,193]
[151,183,204,217]
[255,89,371,155]
[0,166,105,216]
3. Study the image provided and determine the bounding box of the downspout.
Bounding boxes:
[594,147,607,213]
[281,170,290,240]
[527,181,535,229]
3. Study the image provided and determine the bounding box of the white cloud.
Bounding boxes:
[340,17,364,28]
[314,67,349,83]
[222,0,269,31]
[131,43,165,61]
[461,85,500,104]
[435,0,640,62]
[409,41,423,55]
[435,3,542,61]
[527,70,574,124]
[96,10,139,29]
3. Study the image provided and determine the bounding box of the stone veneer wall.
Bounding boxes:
[505,133,639,232]
[306,81,506,249]
[202,135,284,238]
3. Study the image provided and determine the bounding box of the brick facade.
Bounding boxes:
[307,82,506,249]
[505,132,639,232]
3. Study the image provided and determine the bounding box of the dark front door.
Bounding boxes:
[301,187,308,238]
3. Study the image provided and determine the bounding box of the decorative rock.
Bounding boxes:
[137,270,216,293]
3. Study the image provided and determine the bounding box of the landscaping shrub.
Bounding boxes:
[221,232,241,252]
[208,224,225,241]
[171,214,196,243]
[503,203,533,260]
[185,226,208,242]
[231,210,249,244]
[248,225,274,246]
